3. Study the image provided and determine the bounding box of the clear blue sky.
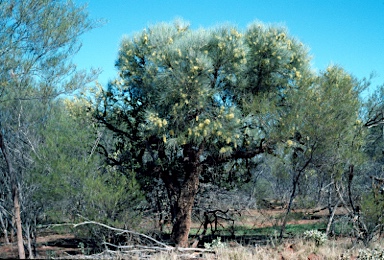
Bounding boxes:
[74,0,384,95]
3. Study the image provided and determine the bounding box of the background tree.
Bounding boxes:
[28,99,145,248]
[272,66,365,239]
[0,0,96,257]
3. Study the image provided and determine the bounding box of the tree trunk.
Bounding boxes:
[0,132,25,259]
[13,184,25,259]
[171,143,203,247]
[26,224,34,259]
[279,171,298,242]
[326,200,339,236]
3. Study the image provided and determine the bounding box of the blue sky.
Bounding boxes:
[74,1,384,94]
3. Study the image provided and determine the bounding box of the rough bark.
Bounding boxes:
[171,143,204,247]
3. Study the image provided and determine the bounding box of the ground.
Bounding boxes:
[0,207,355,259]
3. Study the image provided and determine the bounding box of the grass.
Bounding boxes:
[148,238,375,260]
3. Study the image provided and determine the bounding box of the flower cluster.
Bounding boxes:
[147,112,167,128]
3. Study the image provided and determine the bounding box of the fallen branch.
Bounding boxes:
[73,221,171,249]
[73,220,215,257]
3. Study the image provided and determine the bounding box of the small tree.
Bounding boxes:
[0,1,96,257]
[273,66,365,239]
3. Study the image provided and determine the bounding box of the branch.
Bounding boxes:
[73,221,171,249]
[203,138,269,166]
[102,242,213,253]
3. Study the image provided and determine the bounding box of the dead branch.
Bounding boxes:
[73,220,171,249]
[72,220,215,260]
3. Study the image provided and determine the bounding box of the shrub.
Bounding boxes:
[204,237,227,249]
[303,229,327,246]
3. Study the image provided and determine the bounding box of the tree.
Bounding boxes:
[88,20,311,247]
[28,99,144,248]
[0,1,95,258]
[272,66,365,239]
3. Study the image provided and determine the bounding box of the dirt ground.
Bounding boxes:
[0,207,347,259]
[0,233,83,259]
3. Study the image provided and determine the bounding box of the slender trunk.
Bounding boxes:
[171,143,203,247]
[348,165,356,213]
[0,132,25,259]
[13,184,25,259]
[26,224,34,259]
[11,215,14,243]
[279,149,313,242]
[326,200,340,236]
[279,171,299,242]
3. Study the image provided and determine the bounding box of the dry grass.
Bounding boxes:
[42,236,383,259]
[148,238,373,260]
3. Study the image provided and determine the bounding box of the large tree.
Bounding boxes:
[0,1,95,258]
[89,20,311,247]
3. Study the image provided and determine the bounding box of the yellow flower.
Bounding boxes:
[163,135,167,143]
[204,119,211,125]
[226,113,235,119]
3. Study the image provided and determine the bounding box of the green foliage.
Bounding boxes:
[361,192,384,225]
[82,168,144,227]
[358,191,384,243]
[94,20,311,158]
[28,101,98,221]
[28,100,144,231]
